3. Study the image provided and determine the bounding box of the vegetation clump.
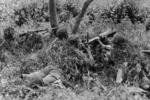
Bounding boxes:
[100,0,145,24]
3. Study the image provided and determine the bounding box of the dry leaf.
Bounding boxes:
[136,64,142,73]
[43,74,57,85]
[125,86,146,94]
[116,68,123,83]
[43,69,61,85]
[1,78,8,87]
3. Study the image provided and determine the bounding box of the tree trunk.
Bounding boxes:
[72,0,93,34]
[49,0,58,35]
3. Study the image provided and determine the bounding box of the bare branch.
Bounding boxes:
[72,0,93,34]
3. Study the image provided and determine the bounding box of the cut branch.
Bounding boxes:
[99,29,117,38]
[141,50,150,55]
[88,29,117,44]
[85,29,116,50]
[20,28,49,35]
[87,36,109,48]
[86,46,95,64]
[72,0,93,34]
[81,44,95,65]
[49,0,58,35]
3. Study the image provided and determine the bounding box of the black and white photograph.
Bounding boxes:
[0,0,150,99]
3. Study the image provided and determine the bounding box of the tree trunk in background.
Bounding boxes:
[49,0,58,35]
[72,0,93,34]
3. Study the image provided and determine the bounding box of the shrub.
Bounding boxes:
[63,1,80,17]
[12,2,50,26]
[100,0,145,24]
[17,32,44,53]
[3,27,15,42]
